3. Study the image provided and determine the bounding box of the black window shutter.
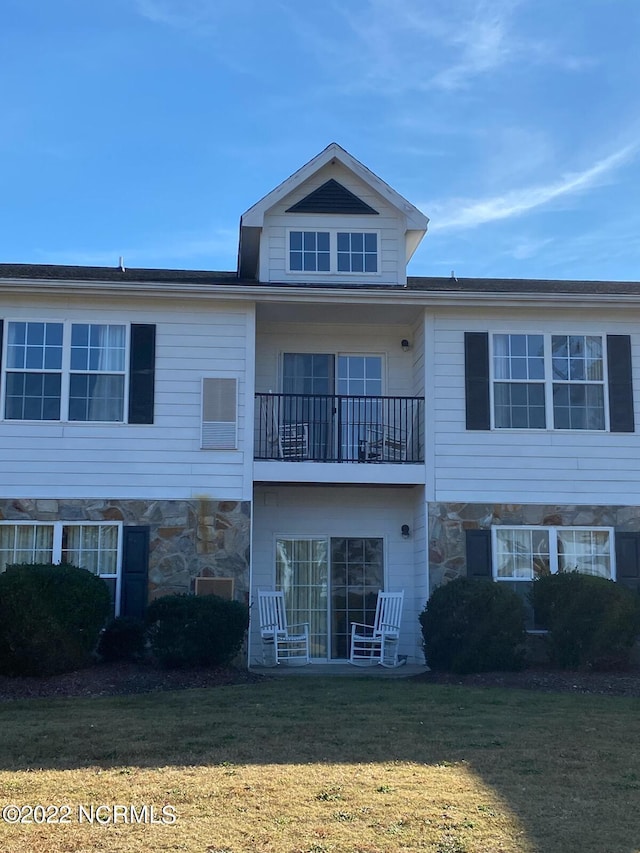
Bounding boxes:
[607,335,634,433]
[615,531,640,593]
[464,332,490,430]
[465,529,492,578]
[0,320,3,374]
[128,324,156,424]
[121,526,150,620]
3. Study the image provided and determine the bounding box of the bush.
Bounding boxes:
[97,616,146,663]
[146,594,248,669]
[420,577,526,674]
[0,563,112,676]
[532,573,640,670]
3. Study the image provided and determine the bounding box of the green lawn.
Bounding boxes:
[0,678,639,852]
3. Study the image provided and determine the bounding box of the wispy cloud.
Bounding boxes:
[296,0,590,96]
[426,144,638,230]
[133,0,215,29]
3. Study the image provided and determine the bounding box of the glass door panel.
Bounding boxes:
[282,354,335,460]
[337,356,382,460]
[330,537,384,659]
[275,537,329,658]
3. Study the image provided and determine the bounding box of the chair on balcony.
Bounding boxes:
[257,590,310,666]
[349,590,405,667]
[278,423,309,460]
[365,425,409,462]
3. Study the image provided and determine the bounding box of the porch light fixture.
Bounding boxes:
[401,524,411,539]
[401,339,410,352]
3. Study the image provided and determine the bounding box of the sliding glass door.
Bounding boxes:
[275,536,384,660]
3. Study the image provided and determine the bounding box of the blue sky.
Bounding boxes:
[2,0,640,280]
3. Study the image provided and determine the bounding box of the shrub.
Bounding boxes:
[146,594,248,669]
[420,577,526,674]
[0,563,112,676]
[97,616,146,663]
[532,572,640,670]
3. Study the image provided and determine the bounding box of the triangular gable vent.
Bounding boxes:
[286,179,379,215]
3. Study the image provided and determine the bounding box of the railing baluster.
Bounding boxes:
[255,393,424,463]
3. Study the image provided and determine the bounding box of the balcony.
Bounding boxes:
[255,393,424,463]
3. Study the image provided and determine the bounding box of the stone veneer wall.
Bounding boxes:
[428,502,640,590]
[0,498,251,602]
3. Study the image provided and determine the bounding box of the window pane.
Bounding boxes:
[290,231,302,250]
[364,233,377,252]
[318,252,330,271]
[364,254,378,272]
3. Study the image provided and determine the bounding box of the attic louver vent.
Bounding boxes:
[286,179,379,215]
[201,378,238,449]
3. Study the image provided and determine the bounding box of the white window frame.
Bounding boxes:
[286,228,380,276]
[1,319,131,424]
[489,332,609,431]
[491,525,615,581]
[0,520,123,613]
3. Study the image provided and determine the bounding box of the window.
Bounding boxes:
[5,322,63,420]
[493,526,614,581]
[3,321,128,422]
[289,231,330,272]
[551,335,605,430]
[288,230,378,275]
[0,521,121,576]
[491,333,607,430]
[337,232,378,272]
[69,324,126,421]
[493,334,545,428]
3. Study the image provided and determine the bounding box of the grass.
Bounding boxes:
[0,678,639,852]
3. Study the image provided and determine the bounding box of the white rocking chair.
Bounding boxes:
[349,590,405,668]
[258,590,310,666]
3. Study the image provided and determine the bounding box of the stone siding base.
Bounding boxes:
[0,498,251,604]
[428,502,639,590]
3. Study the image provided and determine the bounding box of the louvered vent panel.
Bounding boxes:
[194,577,235,600]
[201,378,238,449]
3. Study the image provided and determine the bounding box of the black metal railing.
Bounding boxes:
[255,393,424,463]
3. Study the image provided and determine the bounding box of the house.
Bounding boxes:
[1,142,639,667]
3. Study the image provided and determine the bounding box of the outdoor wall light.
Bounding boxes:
[401,524,411,539]
[401,339,410,352]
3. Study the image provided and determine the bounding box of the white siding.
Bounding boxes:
[260,161,406,285]
[432,307,640,504]
[250,485,422,665]
[0,295,255,500]
[255,321,419,396]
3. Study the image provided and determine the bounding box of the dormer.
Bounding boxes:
[238,143,429,286]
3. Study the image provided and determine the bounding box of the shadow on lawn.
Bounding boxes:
[1,679,639,852]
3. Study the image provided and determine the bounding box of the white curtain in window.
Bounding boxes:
[276,538,328,658]
[493,334,510,379]
[557,529,611,578]
[0,524,54,567]
[87,325,125,421]
[63,525,118,575]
